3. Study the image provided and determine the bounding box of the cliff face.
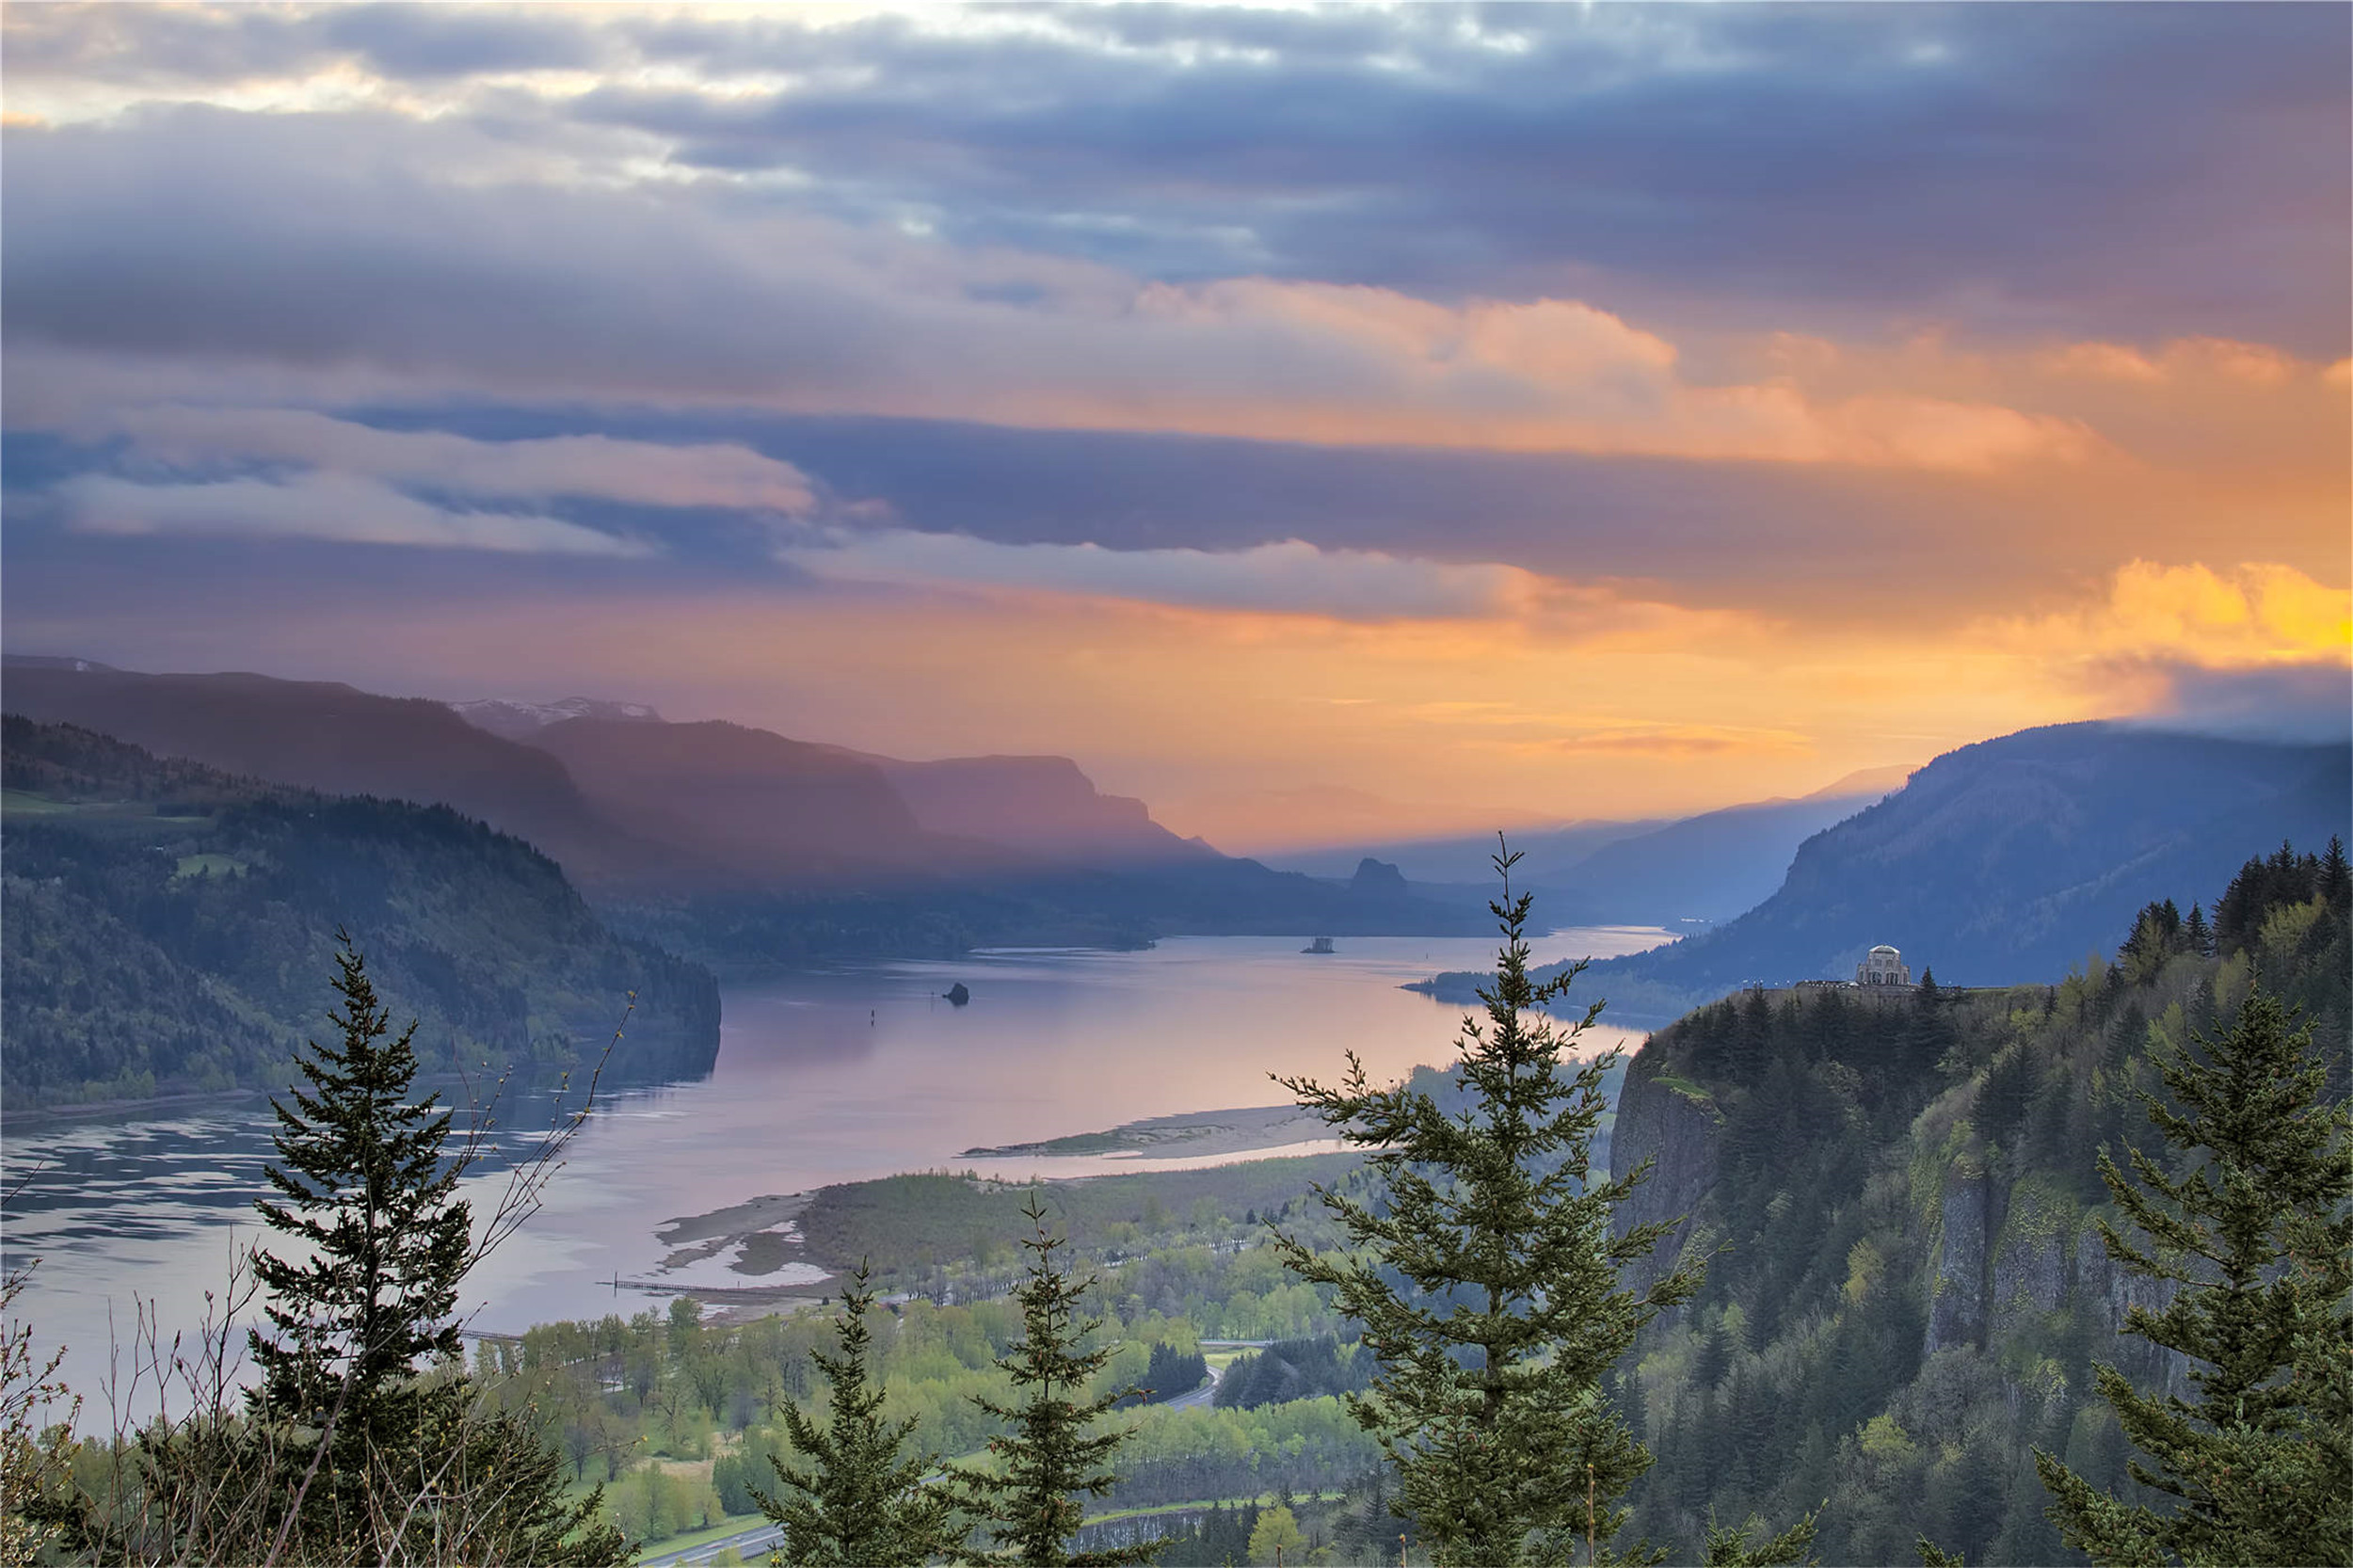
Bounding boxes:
[1609,1064,1723,1301]
[1926,1161,1991,1354]
[1609,994,2196,1385]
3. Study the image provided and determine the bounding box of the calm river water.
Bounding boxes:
[1,928,1664,1418]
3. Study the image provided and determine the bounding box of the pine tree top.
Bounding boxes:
[2037,983,2353,1567]
[1269,840,1699,1566]
[248,932,472,1434]
[957,1196,1158,1567]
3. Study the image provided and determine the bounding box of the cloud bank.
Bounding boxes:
[57,472,653,556]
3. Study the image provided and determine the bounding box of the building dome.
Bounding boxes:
[1856,944,1913,986]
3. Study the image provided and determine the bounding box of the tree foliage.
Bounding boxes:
[250,934,472,1440]
[957,1196,1159,1566]
[758,1262,968,1566]
[1699,1507,1819,1567]
[2033,986,2353,1566]
[1135,1343,1209,1406]
[1273,843,1700,1566]
[2,717,719,1108]
[1245,1503,1306,1564]
[0,1259,77,1567]
[41,940,626,1566]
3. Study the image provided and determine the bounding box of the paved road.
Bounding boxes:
[1163,1362,1222,1412]
[640,1519,783,1567]
[1162,1339,1273,1413]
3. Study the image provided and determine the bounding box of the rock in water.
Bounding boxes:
[945,983,971,1006]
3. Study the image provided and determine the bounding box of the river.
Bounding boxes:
[1,927,1666,1421]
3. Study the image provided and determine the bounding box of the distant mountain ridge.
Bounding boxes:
[1417,721,2352,1021]
[1534,781,1913,927]
[448,696,664,740]
[2,659,1481,955]
[2,660,675,883]
[451,691,1202,866]
[527,716,936,883]
[1274,766,1914,926]
[442,683,1195,866]
[5,661,1186,885]
[854,751,1202,864]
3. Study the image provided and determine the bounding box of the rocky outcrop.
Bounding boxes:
[1922,1164,2191,1398]
[1926,1162,1992,1354]
[1988,1177,2073,1341]
[2072,1224,2192,1398]
[1609,1064,1723,1300]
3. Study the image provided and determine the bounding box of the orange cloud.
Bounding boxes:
[1018,280,2098,471]
[1988,560,2351,669]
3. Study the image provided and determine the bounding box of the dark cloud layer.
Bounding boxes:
[600,5,2353,349]
[0,5,2342,640]
[11,4,2344,351]
[0,401,1969,595]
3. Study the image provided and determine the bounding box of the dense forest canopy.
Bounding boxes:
[1607,840,2349,1562]
[2,717,718,1106]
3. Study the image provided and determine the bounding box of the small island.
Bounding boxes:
[1302,936,1336,954]
[944,982,971,1006]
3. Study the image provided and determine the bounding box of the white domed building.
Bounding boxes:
[1856,945,1913,987]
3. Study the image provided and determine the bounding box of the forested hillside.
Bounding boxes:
[2,660,679,884]
[1418,722,2351,1022]
[1607,840,2350,1563]
[1,718,719,1106]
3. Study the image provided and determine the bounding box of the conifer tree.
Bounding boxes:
[2182,903,2212,959]
[1273,842,1700,1566]
[40,936,624,1566]
[2033,986,2352,1565]
[760,1263,967,1566]
[2323,835,2352,909]
[958,1196,1158,1567]
[241,933,624,1565]
[1699,1508,1818,1566]
[250,932,472,1442]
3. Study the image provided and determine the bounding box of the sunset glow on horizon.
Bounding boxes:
[4,3,2345,849]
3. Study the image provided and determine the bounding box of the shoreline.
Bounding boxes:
[957,1102,1323,1161]
[645,1103,1365,1314]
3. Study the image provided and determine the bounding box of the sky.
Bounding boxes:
[3,3,2347,851]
